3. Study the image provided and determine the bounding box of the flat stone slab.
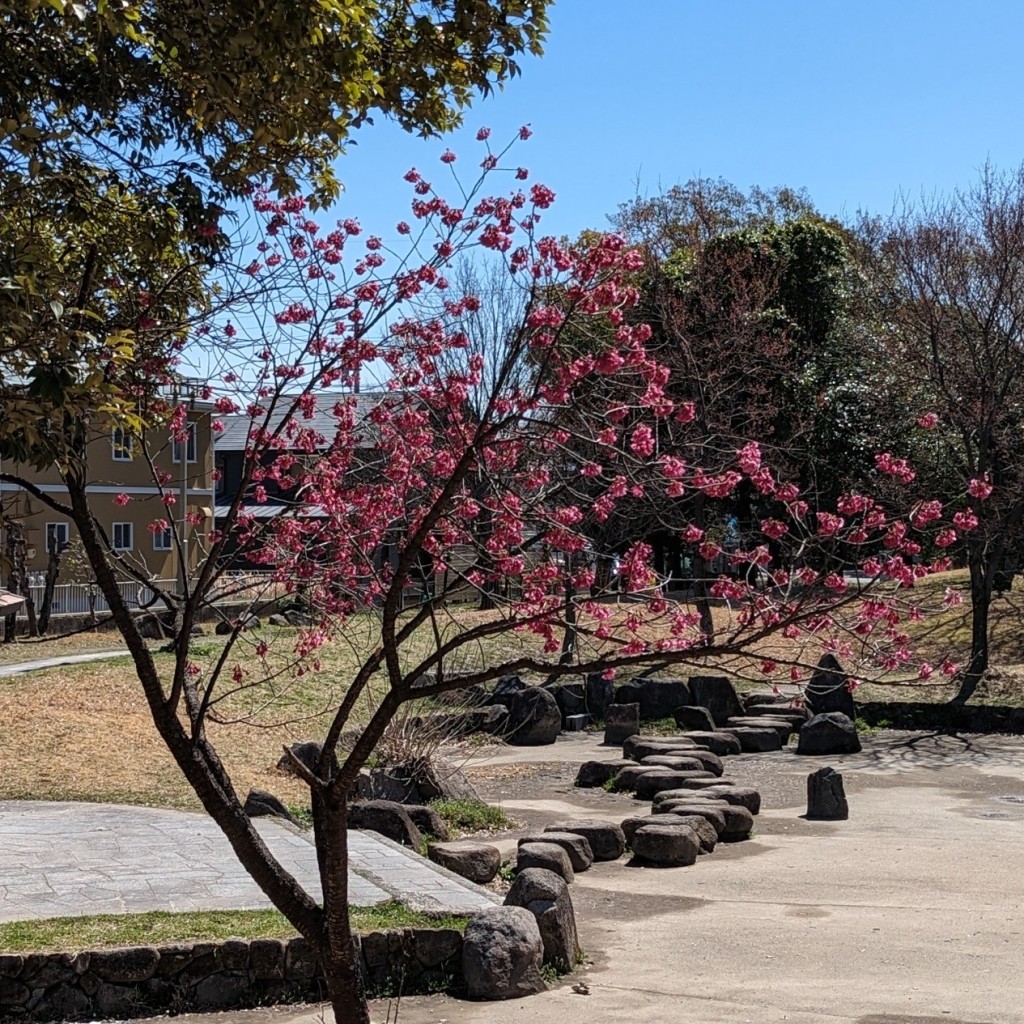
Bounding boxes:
[0,801,498,922]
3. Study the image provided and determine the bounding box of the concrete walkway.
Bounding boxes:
[0,802,498,921]
[0,650,132,678]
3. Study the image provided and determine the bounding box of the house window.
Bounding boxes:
[45,522,70,555]
[112,522,134,552]
[172,422,197,464]
[153,526,173,551]
[112,427,134,462]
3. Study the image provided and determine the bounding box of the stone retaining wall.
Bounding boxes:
[855,700,1024,734]
[0,929,464,1022]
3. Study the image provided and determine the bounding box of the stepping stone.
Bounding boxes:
[661,748,725,776]
[650,802,727,835]
[516,842,574,883]
[428,841,502,884]
[659,798,754,840]
[463,907,545,999]
[623,735,697,761]
[696,785,762,815]
[720,726,783,752]
[631,822,700,866]
[545,820,626,861]
[622,814,717,853]
[518,832,593,872]
[612,763,670,792]
[806,766,850,820]
[726,716,793,740]
[504,868,580,972]
[574,759,635,788]
[678,732,743,756]
[634,770,717,800]
[640,754,711,771]
[650,779,737,802]
[745,705,811,727]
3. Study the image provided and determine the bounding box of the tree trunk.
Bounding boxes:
[37,545,64,635]
[316,787,371,1024]
[953,555,991,704]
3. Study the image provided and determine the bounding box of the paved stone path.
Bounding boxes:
[0,802,498,922]
[0,650,132,678]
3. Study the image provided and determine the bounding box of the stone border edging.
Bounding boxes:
[0,928,465,1022]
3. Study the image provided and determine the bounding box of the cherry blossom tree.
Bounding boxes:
[0,137,960,1023]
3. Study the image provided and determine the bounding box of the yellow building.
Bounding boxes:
[0,397,215,582]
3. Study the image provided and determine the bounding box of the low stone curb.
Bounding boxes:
[0,928,466,1021]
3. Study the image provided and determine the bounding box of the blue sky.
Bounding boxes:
[329,0,1024,242]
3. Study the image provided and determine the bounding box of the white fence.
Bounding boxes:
[22,571,278,616]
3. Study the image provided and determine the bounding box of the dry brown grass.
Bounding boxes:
[3,575,1023,813]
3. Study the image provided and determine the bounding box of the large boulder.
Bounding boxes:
[380,757,481,804]
[574,759,635,788]
[428,841,501,883]
[688,675,744,725]
[244,789,301,827]
[680,731,743,756]
[604,703,640,745]
[507,687,562,746]
[406,805,450,840]
[585,673,615,719]
[546,681,586,726]
[462,907,545,1000]
[347,800,423,848]
[516,842,575,883]
[673,705,717,731]
[518,832,593,872]
[277,740,335,777]
[614,677,691,721]
[489,675,529,710]
[631,822,701,866]
[806,766,850,820]
[545,819,626,861]
[805,654,856,719]
[797,712,862,755]
[505,868,580,971]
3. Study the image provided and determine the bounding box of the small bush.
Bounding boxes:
[430,797,513,834]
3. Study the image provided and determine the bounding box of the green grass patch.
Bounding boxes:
[430,797,514,834]
[640,717,680,736]
[854,716,892,736]
[0,904,468,954]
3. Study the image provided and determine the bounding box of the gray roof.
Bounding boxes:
[214,503,326,519]
[216,391,391,452]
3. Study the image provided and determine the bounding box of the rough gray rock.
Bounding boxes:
[688,675,744,725]
[604,703,640,745]
[507,687,562,746]
[427,841,501,884]
[673,705,717,731]
[677,731,743,756]
[516,842,575,883]
[347,800,423,848]
[504,868,580,971]
[462,907,546,1000]
[244,789,301,827]
[547,681,586,726]
[663,747,725,776]
[660,798,754,840]
[518,832,593,872]
[744,705,811,727]
[610,763,667,793]
[545,819,625,861]
[650,802,728,835]
[726,716,794,740]
[650,779,736,801]
[806,766,850,819]
[621,735,696,760]
[614,677,691,721]
[639,754,711,771]
[215,615,260,635]
[622,814,717,853]
[633,769,717,800]
[631,822,701,866]
[574,759,634,788]
[806,654,856,719]
[276,740,335,777]
[797,712,862,755]
[721,726,784,752]
[585,673,615,719]
[489,675,528,710]
[406,805,450,841]
[696,785,762,814]
[373,757,482,805]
